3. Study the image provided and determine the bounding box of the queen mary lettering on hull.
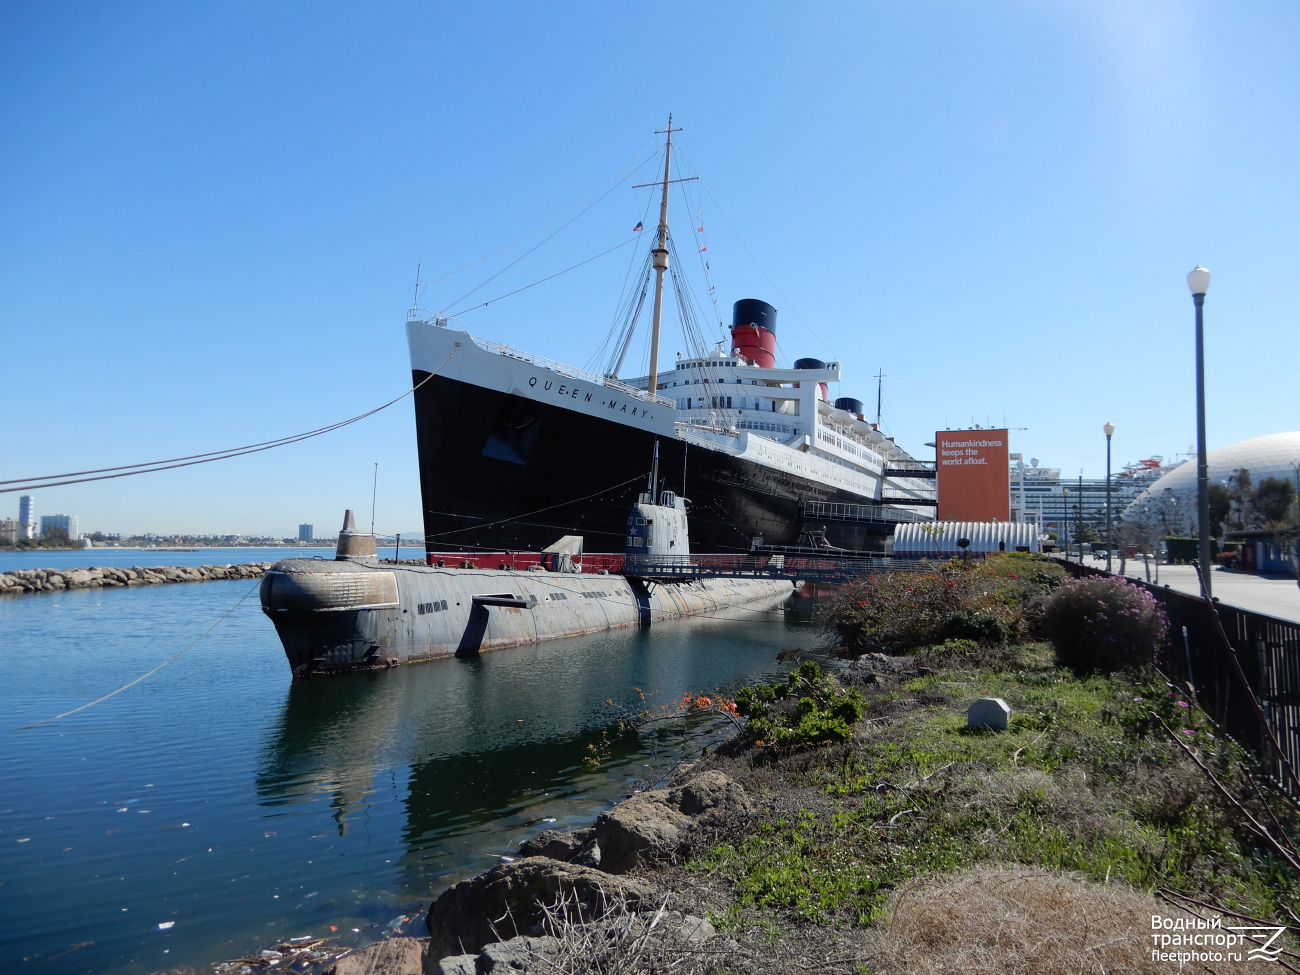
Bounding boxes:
[407,117,935,556]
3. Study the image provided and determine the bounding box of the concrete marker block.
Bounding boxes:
[968,697,1011,731]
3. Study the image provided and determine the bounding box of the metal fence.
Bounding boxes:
[1058,559,1300,796]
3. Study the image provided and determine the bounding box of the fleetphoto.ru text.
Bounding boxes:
[1151,913,1286,965]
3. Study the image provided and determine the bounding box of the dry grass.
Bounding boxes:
[871,863,1259,974]
[523,886,873,975]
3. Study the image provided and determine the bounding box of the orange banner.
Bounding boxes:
[936,429,1010,523]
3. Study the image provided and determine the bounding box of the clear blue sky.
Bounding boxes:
[3,2,1297,537]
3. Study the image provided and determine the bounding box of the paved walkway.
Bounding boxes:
[1073,554,1300,624]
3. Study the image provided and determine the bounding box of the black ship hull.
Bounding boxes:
[413,371,890,554]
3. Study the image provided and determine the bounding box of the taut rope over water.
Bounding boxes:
[11,581,261,731]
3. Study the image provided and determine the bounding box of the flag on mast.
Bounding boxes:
[632,222,644,232]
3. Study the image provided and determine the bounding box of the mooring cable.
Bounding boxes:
[0,352,456,494]
[11,580,262,731]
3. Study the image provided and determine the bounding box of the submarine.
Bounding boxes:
[261,488,792,678]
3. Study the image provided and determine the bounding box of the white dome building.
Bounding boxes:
[1125,432,1300,530]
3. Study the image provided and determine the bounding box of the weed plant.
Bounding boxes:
[733,661,865,748]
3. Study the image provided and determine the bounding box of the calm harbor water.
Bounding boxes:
[0,568,817,974]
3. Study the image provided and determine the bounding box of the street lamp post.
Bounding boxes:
[1104,422,1115,573]
[1188,265,1212,598]
[1063,487,1070,560]
[1078,472,1084,563]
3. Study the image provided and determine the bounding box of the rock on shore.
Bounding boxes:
[424,858,659,965]
[0,562,273,595]
[421,771,753,971]
[595,770,754,873]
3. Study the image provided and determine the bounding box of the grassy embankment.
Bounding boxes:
[644,555,1298,971]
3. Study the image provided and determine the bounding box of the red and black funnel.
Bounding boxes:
[729,299,777,368]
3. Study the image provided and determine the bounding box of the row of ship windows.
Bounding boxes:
[416,600,449,614]
[548,590,611,599]
[671,377,760,385]
[678,397,794,412]
[818,429,878,465]
[814,448,871,478]
[678,396,735,409]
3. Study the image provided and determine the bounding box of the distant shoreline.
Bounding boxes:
[0,544,339,553]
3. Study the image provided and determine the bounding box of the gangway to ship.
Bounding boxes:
[798,500,935,525]
[883,461,938,479]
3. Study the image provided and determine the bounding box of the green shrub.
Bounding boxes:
[1043,576,1168,673]
[939,608,1011,644]
[735,660,865,748]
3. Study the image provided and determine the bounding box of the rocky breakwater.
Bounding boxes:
[0,562,274,595]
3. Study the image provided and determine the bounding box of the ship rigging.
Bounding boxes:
[403,118,937,556]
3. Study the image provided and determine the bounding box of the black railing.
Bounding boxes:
[1057,559,1300,796]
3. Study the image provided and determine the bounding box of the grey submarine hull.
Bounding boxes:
[260,557,793,678]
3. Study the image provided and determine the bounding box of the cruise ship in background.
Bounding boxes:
[405,121,937,556]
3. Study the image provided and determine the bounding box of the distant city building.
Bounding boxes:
[1,518,18,545]
[1006,456,1185,545]
[39,513,80,541]
[18,495,34,539]
[298,523,314,543]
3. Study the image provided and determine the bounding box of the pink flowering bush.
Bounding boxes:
[821,554,1063,656]
[1044,576,1168,673]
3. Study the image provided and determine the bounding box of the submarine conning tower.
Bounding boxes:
[730,298,777,368]
[335,508,378,561]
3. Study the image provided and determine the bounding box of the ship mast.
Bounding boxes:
[645,114,679,396]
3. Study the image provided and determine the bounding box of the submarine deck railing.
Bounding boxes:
[622,552,945,583]
[420,550,946,582]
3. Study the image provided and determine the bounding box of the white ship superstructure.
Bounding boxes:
[404,117,936,554]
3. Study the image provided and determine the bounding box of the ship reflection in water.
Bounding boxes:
[1,576,816,975]
[256,600,818,901]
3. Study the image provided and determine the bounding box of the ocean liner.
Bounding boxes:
[407,120,936,556]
